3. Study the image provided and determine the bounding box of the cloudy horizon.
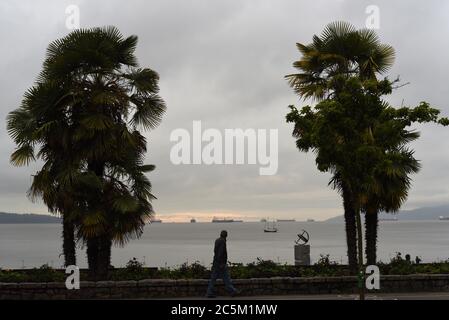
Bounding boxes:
[1,0,449,222]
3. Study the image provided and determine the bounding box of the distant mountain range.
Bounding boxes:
[2,204,449,224]
[326,204,449,222]
[0,212,61,224]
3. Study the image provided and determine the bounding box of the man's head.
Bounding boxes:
[220,230,228,238]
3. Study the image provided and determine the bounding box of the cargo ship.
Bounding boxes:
[439,216,449,221]
[276,219,296,222]
[379,217,398,221]
[212,217,235,223]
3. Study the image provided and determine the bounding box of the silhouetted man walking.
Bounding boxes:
[206,230,239,298]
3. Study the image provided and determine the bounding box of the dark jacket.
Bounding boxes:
[212,237,227,268]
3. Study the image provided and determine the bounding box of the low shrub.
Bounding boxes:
[1,254,448,283]
[110,258,156,281]
[157,261,210,279]
[0,264,65,283]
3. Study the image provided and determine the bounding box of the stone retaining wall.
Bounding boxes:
[1,274,449,299]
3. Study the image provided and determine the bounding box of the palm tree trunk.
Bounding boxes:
[62,216,76,266]
[87,237,99,279]
[97,235,112,279]
[86,235,112,280]
[365,208,378,265]
[342,183,358,274]
[86,161,109,279]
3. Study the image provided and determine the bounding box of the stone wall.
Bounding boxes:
[1,274,449,299]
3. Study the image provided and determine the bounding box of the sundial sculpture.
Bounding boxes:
[295,229,310,245]
[294,229,311,265]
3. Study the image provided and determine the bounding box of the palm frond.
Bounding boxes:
[10,145,35,166]
[130,94,166,130]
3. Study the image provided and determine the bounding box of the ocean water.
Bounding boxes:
[1,221,449,269]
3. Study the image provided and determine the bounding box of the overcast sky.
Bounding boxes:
[1,0,449,221]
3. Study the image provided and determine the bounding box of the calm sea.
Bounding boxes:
[1,221,449,269]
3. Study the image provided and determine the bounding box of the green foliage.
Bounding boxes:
[313,254,339,274]
[178,261,209,278]
[376,252,449,275]
[382,252,415,275]
[110,258,156,281]
[157,261,210,279]
[0,264,65,283]
[229,258,297,279]
[125,257,144,271]
[285,21,395,100]
[2,257,449,283]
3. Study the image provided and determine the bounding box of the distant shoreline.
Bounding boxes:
[0,212,60,224]
[2,203,449,224]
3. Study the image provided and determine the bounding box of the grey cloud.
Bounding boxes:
[1,0,449,220]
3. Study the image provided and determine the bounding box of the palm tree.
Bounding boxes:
[8,81,80,266]
[285,22,395,272]
[286,21,395,99]
[362,130,421,264]
[7,26,166,278]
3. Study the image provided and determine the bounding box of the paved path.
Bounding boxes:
[167,292,449,300]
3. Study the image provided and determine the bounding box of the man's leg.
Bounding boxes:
[206,267,218,297]
[221,266,237,294]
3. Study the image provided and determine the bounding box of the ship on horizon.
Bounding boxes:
[264,220,278,233]
[212,217,243,223]
[379,217,398,221]
[439,216,449,221]
[276,219,296,222]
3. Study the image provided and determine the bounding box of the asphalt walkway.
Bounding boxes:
[167,292,449,300]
